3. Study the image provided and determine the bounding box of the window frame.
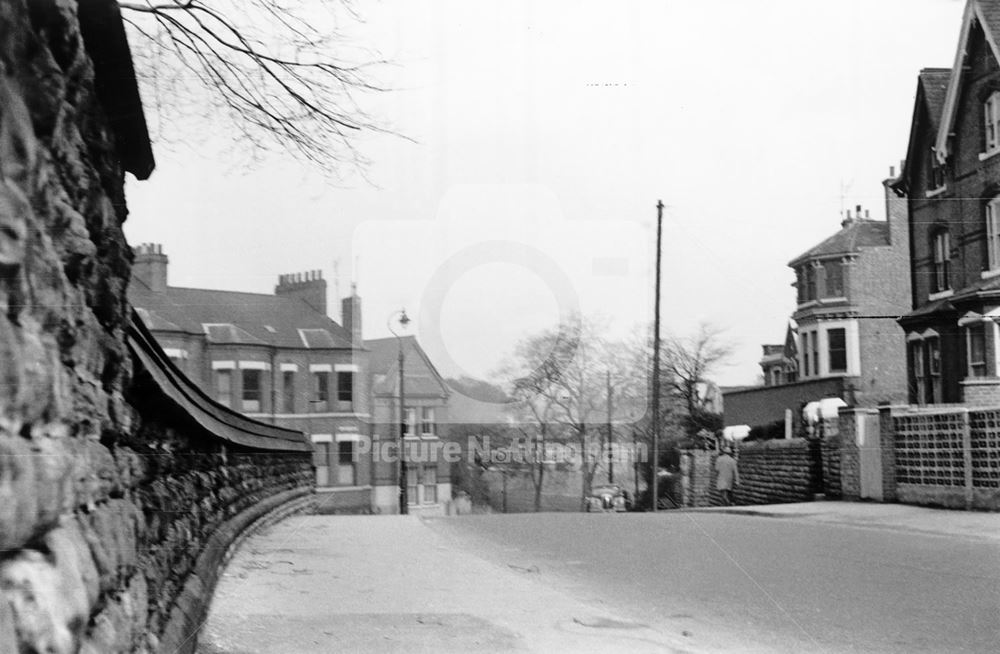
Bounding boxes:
[312,371,330,412]
[827,328,848,374]
[987,198,1000,272]
[241,368,262,412]
[337,370,354,404]
[823,260,844,298]
[281,370,295,413]
[932,231,951,293]
[986,92,1000,154]
[216,369,233,407]
[421,407,435,435]
[967,323,989,378]
[422,465,437,504]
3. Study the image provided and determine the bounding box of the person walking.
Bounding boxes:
[715,446,739,506]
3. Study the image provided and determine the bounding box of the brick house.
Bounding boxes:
[894,0,1000,405]
[724,183,911,430]
[365,335,451,515]
[128,245,372,512]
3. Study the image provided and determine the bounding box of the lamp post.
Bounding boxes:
[388,309,411,514]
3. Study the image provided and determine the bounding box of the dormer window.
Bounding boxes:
[986,92,1000,154]
[932,230,951,293]
[805,265,816,302]
[823,260,844,298]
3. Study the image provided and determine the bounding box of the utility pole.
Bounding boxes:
[651,199,664,512]
[606,369,614,484]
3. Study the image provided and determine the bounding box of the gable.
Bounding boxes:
[936,0,1000,161]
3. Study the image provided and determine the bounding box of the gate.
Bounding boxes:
[857,412,882,501]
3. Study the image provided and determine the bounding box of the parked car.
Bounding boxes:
[586,484,628,512]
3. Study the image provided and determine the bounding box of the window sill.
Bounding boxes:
[928,289,954,301]
[926,185,948,198]
[979,149,1000,162]
[982,268,1000,280]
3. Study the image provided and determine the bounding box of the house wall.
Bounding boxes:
[368,341,451,514]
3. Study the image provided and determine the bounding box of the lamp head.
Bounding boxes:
[398,309,410,329]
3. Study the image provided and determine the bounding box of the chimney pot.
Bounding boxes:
[855,204,862,216]
[889,165,895,177]
[865,209,870,219]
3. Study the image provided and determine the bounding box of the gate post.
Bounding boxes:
[878,405,898,502]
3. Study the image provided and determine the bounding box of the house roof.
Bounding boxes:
[128,277,353,349]
[936,0,1000,161]
[787,220,890,267]
[895,68,952,194]
[365,336,449,398]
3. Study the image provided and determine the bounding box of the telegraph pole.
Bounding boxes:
[651,200,664,512]
[606,369,614,484]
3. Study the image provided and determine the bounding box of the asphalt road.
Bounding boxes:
[425,512,1000,653]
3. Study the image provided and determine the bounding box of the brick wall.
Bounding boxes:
[821,434,842,498]
[0,3,314,653]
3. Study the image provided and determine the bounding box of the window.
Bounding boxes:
[423,466,437,504]
[216,370,232,406]
[932,231,951,292]
[241,369,262,412]
[911,341,926,404]
[930,148,946,190]
[796,268,806,304]
[968,324,988,378]
[312,372,329,412]
[337,440,356,485]
[801,333,810,377]
[337,371,354,405]
[312,441,330,486]
[987,199,1000,271]
[282,371,295,413]
[927,337,942,404]
[828,328,847,373]
[805,265,817,301]
[811,332,819,377]
[824,261,844,298]
[421,407,435,435]
[404,408,416,436]
[407,464,419,505]
[986,92,1000,153]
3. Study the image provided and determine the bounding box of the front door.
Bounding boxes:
[858,413,883,501]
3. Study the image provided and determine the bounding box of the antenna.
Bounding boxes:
[839,179,854,219]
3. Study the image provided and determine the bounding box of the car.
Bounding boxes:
[586,484,629,512]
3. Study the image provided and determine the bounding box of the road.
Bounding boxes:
[426,511,1000,653]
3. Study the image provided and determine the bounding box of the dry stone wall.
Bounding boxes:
[0,2,314,653]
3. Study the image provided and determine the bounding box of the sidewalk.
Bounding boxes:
[198,515,691,654]
[686,500,1000,542]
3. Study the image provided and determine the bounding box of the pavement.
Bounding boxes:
[198,515,692,654]
[198,502,1000,654]
[684,500,1000,543]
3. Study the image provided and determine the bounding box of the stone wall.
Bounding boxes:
[0,2,314,653]
[821,434,841,499]
[681,439,821,507]
[838,409,862,500]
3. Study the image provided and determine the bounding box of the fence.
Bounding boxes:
[890,406,1000,510]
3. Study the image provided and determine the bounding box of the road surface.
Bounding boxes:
[427,511,1000,653]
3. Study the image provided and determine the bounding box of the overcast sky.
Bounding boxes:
[123,0,966,387]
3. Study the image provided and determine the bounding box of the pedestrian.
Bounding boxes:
[715,446,739,506]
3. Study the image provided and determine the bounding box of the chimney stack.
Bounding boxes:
[341,282,362,346]
[275,269,327,315]
[132,243,168,292]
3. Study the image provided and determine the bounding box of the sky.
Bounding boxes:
[123,0,967,387]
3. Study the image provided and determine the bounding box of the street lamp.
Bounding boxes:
[388,309,411,514]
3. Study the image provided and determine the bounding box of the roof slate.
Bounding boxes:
[919,68,952,133]
[129,278,353,349]
[788,220,891,267]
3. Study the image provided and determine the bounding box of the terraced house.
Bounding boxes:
[128,245,373,512]
[895,0,1000,405]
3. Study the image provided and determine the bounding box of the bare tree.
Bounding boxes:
[663,322,733,417]
[500,315,617,511]
[119,0,392,177]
